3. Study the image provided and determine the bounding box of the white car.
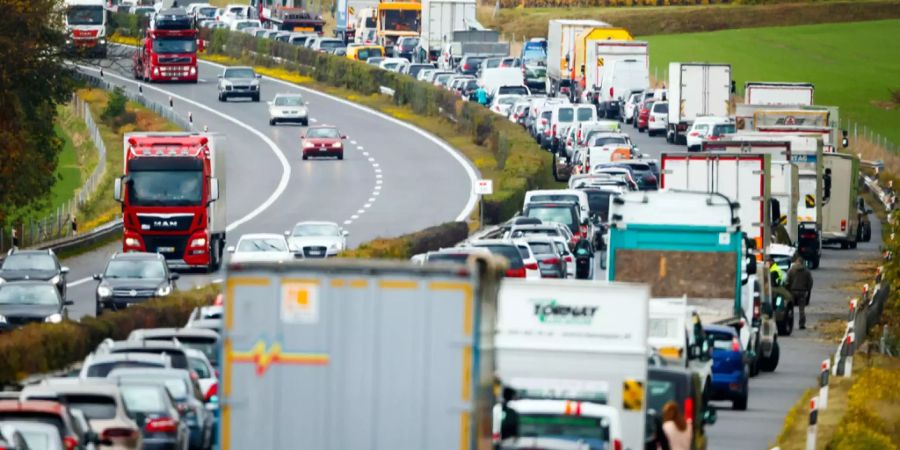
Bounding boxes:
[285,221,348,258]
[623,92,642,124]
[220,4,249,25]
[490,95,523,117]
[227,233,293,263]
[268,93,309,126]
[514,240,541,279]
[231,19,261,32]
[378,57,409,73]
[184,348,218,403]
[686,116,736,151]
[647,101,668,137]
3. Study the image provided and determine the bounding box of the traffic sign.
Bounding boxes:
[475,179,493,195]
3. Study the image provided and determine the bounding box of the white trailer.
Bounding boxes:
[821,153,860,249]
[416,0,479,62]
[585,40,648,119]
[744,81,814,106]
[546,19,609,96]
[666,63,732,145]
[495,279,649,450]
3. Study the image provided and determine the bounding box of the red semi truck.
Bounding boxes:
[132,9,203,83]
[114,133,226,272]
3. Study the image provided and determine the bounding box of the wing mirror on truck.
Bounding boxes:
[208,178,220,204]
[113,177,123,203]
[842,129,849,148]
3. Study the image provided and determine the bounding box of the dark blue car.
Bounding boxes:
[704,324,750,410]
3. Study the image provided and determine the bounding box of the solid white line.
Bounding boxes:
[310,118,318,123]
[77,65,291,235]
[198,58,479,222]
[67,277,93,288]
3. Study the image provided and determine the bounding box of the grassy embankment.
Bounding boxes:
[49,105,97,216]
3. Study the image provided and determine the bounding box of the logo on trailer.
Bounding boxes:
[232,340,329,376]
[532,299,598,325]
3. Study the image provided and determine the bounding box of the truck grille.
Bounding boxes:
[303,246,328,258]
[5,316,43,327]
[159,66,192,77]
[142,235,188,258]
[158,57,192,64]
[137,214,194,232]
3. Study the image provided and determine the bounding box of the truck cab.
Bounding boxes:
[64,0,108,57]
[132,9,203,83]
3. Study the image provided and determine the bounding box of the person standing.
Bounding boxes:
[71,216,78,235]
[787,255,814,329]
[661,401,691,450]
[10,226,18,250]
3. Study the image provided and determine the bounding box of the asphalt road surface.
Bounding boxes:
[63,48,477,319]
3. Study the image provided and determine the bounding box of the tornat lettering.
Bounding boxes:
[532,300,598,324]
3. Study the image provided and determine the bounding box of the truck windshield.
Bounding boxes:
[152,38,197,54]
[67,6,104,25]
[517,414,610,446]
[127,170,204,206]
[380,9,419,32]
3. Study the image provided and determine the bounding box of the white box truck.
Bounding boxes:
[495,279,649,450]
[416,0,479,63]
[546,19,610,98]
[220,257,504,450]
[821,152,860,249]
[744,81,814,106]
[667,63,732,146]
[585,40,649,120]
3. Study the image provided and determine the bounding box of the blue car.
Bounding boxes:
[704,324,750,410]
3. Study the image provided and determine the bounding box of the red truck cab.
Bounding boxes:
[114,133,226,272]
[132,9,203,83]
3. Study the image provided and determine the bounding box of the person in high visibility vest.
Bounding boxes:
[768,256,786,287]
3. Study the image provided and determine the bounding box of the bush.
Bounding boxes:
[100,86,136,130]
[0,287,217,386]
[342,222,470,259]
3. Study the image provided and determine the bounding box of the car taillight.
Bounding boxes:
[566,138,572,146]
[564,255,573,263]
[540,118,548,125]
[732,338,741,352]
[102,428,138,439]
[552,123,557,136]
[145,417,178,433]
[801,233,817,239]
[753,295,761,320]
[542,257,560,265]
[577,129,582,140]
[580,224,588,237]
[524,262,539,271]
[841,219,847,231]
[505,267,526,278]
[205,382,218,401]
[463,64,469,70]
[63,436,78,450]
[613,439,622,450]
[684,397,694,424]
[689,132,700,136]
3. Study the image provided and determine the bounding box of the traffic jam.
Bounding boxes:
[0,0,875,449]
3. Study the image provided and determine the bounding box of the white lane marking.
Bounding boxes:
[350,140,358,145]
[67,277,94,288]
[357,209,365,214]
[212,278,224,284]
[357,146,364,150]
[77,65,291,235]
[351,214,359,220]
[364,203,372,208]
[368,157,375,162]
[376,179,383,185]
[198,58,479,221]
[372,163,379,167]
[374,185,382,190]
[375,168,382,173]
[363,151,369,156]
[368,197,375,202]
[376,174,383,179]
[343,220,352,225]
[310,118,318,123]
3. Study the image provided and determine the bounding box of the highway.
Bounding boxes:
[62,49,477,319]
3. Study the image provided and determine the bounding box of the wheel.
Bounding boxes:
[733,382,748,411]
[850,239,858,249]
[666,132,674,144]
[759,339,779,372]
[840,241,849,249]
[863,222,872,242]
[218,92,224,102]
[302,154,308,160]
[302,119,309,127]
[811,257,820,269]
[269,119,276,126]
[253,94,260,102]
[95,303,103,317]
[337,152,343,160]
[638,126,645,133]
[777,305,794,336]
[552,155,561,181]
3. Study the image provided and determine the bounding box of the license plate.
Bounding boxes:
[319,147,327,151]
[309,251,323,255]
[157,246,175,253]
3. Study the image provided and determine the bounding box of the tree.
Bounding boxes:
[0,0,75,224]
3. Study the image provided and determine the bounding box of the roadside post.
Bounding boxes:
[475,179,493,229]
[807,396,818,450]
[819,359,829,409]
[845,332,855,377]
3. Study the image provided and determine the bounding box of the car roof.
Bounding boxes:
[110,251,164,261]
[703,324,737,335]
[0,280,58,288]
[238,233,286,241]
[88,352,169,364]
[129,327,219,340]
[469,239,517,247]
[106,340,185,351]
[24,382,119,398]
[0,400,65,415]
[108,368,189,378]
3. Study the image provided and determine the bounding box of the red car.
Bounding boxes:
[301,126,346,160]
[636,100,655,133]
[0,400,93,449]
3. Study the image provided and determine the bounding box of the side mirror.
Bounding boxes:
[64,300,75,306]
[341,135,348,139]
[92,274,102,281]
[170,273,180,281]
[113,177,123,203]
[255,73,262,79]
[60,266,70,274]
[342,230,349,236]
[703,408,718,425]
[209,178,220,203]
[226,246,236,253]
[283,230,291,237]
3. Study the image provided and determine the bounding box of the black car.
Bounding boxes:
[0,249,69,299]
[393,36,418,60]
[94,253,179,315]
[0,281,73,330]
[457,55,485,76]
[648,367,716,449]
[114,382,190,450]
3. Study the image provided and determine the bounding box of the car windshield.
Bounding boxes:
[527,242,555,255]
[510,228,560,238]
[593,136,628,147]
[274,96,304,106]
[475,245,524,269]
[105,260,166,279]
[0,284,59,305]
[358,48,383,60]
[3,421,63,450]
[585,190,616,221]
[2,253,56,271]
[653,103,668,113]
[64,395,117,420]
[531,194,579,205]
[557,108,574,122]
[151,337,217,364]
[435,74,452,84]
[152,37,196,54]
[189,356,212,378]
[692,124,710,135]
[306,128,340,139]
[67,5,104,25]
[237,238,288,252]
[712,124,736,136]
[118,376,189,400]
[198,7,217,16]
[497,96,520,105]
[576,108,594,121]
[120,385,167,413]
[292,224,340,237]
[498,86,528,96]
[235,21,259,30]
[525,206,576,231]
[318,40,343,49]
[517,414,610,446]
[224,68,255,79]
[484,59,501,69]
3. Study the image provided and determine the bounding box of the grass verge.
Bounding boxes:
[479,1,900,39]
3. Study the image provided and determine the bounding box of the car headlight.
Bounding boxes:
[331,142,341,148]
[100,38,107,45]
[157,285,172,296]
[0,278,5,285]
[50,275,61,284]
[303,142,315,149]
[97,286,112,297]
[44,313,63,324]
[0,315,6,324]
[329,243,339,251]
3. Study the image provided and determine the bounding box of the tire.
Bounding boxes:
[252,94,260,102]
[218,92,224,102]
[552,155,561,181]
[759,339,779,372]
[811,257,820,269]
[749,333,761,377]
[733,382,749,411]
[269,119,276,126]
[302,154,308,160]
[777,304,794,336]
[863,222,872,242]
[850,238,858,249]
[337,152,343,160]
[95,303,103,317]
[841,241,849,249]
[302,119,309,127]
[638,126,645,133]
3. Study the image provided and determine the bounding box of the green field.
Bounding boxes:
[49,124,84,214]
[645,20,900,146]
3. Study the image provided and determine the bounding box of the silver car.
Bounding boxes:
[268,93,309,126]
[217,66,261,102]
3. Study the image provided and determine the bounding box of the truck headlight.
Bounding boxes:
[0,315,6,324]
[190,237,207,248]
[157,285,172,296]
[97,286,112,297]
[125,237,140,247]
[44,313,63,324]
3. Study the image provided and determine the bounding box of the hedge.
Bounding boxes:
[0,287,217,386]
[342,221,470,259]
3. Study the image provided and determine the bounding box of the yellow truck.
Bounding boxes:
[546,19,633,100]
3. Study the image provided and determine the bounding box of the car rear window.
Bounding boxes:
[426,253,470,264]
[708,330,737,350]
[531,194,580,206]
[653,103,668,113]
[557,108,574,122]
[120,386,167,414]
[692,124,710,134]
[527,242,555,255]
[0,417,65,445]
[86,361,161,378]
[525,205,577,232]
[584,190,615,221]
[647,379,680,413]
[63,395,117,420]
[712,124,736,136]
[576,108,594,121]
[111,349,188,370]
[189,356,212,379]
[475,245,524,269]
